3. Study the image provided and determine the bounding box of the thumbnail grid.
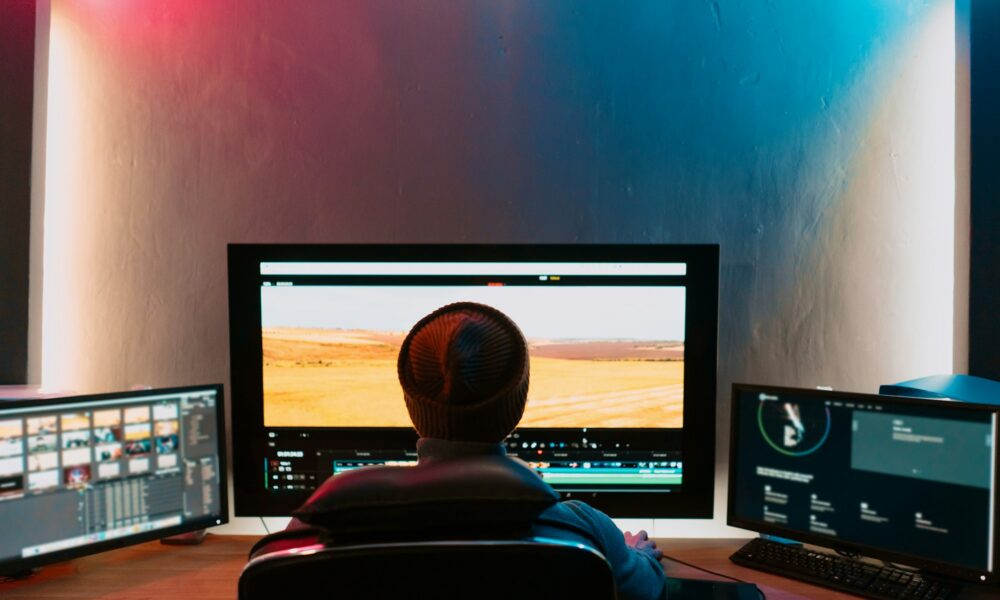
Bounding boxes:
[0,402,182,499]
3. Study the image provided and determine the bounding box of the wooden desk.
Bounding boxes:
[0,535,251,600]
[0,535,968,599]
[659,538,858,600]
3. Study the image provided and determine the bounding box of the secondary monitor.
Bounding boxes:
[728,383,998,584]
[0,385,227,575]
[229,244,719,517]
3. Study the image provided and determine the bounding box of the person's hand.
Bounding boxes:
[623,529,663,561]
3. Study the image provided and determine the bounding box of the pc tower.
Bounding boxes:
[880,374,1000,406]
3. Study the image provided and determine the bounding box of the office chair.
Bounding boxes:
[238,455,616,600]
[239,537,615,599]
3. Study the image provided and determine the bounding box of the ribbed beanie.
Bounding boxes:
[397,302,530,443]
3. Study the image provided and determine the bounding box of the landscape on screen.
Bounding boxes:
[261,286,685,429]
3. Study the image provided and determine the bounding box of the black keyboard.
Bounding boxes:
[730,538,962,600]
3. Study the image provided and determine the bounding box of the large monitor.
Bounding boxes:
[229,245,719,517]
[0,385,227,575]
[729,384,999,584]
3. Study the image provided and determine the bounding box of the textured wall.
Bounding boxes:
[34,0,958,534]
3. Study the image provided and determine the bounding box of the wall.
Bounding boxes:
[33,0,961,536]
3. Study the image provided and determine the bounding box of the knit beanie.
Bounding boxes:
[397,302,530,443]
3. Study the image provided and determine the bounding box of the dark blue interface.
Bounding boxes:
[730,387,997,574]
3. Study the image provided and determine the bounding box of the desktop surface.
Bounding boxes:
[2,535,996,600]
[0,535,901,600]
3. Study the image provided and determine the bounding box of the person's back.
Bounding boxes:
[257,302,667,600]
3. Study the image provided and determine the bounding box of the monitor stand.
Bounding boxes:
[160,529,207,545]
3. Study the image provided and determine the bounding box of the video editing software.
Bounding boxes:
[259,261,688,496]
[729,385,998,578]
[265,428,683,494]
[0,388,224,565]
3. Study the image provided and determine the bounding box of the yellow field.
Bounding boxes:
[525,358,683,428]
[262,328,684,429]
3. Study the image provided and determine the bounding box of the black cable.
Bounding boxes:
[881,560,918,572]
[0,568,39,583]
[660,554,767,600]
[259,517,271,535]
[660,552,748,584]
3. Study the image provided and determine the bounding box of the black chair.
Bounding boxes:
[238,455,616,599]
[239,537,615,599]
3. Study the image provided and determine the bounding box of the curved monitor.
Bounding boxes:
[0,385,227,576]
[229,245,718,517]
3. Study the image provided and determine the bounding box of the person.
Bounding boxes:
[254,302,667,600]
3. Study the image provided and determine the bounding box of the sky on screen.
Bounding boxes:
[261,285,685,341]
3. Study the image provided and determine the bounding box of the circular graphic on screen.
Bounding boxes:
[756,396,831,457]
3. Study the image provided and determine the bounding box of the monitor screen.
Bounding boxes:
[229,245,718,517]
[0,385,227,575]
[728,384,998,583]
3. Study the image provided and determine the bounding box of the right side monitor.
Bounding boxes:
[729,384,999,583]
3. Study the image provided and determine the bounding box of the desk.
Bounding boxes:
[0,535,251,600]
[0,535,967,599]
[659,538,858,600]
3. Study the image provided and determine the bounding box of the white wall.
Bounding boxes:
[30,0,963,537]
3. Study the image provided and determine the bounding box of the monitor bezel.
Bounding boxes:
[229,244,719,518]
[0,384,229,576]
[727,383,1000,584]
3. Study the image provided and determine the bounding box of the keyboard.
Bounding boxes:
[730,538,962,600]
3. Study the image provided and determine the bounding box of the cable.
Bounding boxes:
[661,554,767,600]
[660,552,747,584]
[881,560,918,572]
[259,517,271,535]
[0,568,39,583]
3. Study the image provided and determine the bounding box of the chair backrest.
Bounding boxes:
[238,537,616,600]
